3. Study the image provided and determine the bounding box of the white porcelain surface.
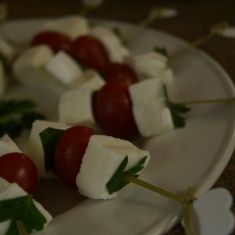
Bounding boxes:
[0,18,235,235]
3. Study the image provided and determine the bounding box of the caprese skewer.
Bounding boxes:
[0,135,52,235]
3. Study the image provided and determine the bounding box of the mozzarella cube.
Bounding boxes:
[46,51,83,85]
[40,16,89,39]
[0,61,5,96]
[0,220,10,235]
[13,45,53,76]
[126,51,173,83]
[0,35,15,62]
[90,26,130,62]
[0,182,52,228]
[13,45,69,93]
[76,135,150,199]
[27,120,68,178]
[0,178,10,193]
[0,135,22,156]
[76,69,105,90]
[59,87,97,129]
[129,79,174,137]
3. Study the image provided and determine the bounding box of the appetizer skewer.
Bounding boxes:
[0,135,52,235]
[0,12,233,235]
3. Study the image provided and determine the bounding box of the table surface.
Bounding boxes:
[2,0,235,234]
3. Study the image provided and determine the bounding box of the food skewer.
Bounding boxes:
[123,7,177,42]
[169,21,229,61]
[174,97,235,106]
[16,220,28,235]
[79,0,104,16]
[0,3,7,23]
[0,5,233,235]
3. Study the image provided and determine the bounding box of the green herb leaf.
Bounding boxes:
[112,27,126,45]
[168,102,191,128]
[169,102,191,113]
[0,100,36,115]
[154,46,169,57]
[39,127,65,172]
[169,108,186,128]
[0,99,45,138]
[106,156,148,194]
[0,196,47,234]
[163,85,190,128]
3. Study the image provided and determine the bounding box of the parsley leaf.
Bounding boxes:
[106,156,148,194]
[40,127,65,172]
[0,196,47,234]
[0,99,45,138]
[154,46,169,57]
[112,27,126,45]
[163,85,190,128]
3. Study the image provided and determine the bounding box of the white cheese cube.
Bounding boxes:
[27,120,69,178]
[13,45,53,75]
[75,69,105,90]
[0,182,52,227]
[0,220,10,235]
[126,51,173,83]
[13,45,69,93]
[0,135,22,156]
[0,35,15,62]
[59,87,97,129]
[0,178,10,193]
[76,135,150,199]
[129,79,174,137]
[46,51,83,85]
[0,61,5,96]
[90,26,130,62]
[40,16,89,39]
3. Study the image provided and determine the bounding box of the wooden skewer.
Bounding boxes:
[16,220,28,235]
[174,97,235,106]
[79,4,97,16]
[0,3,7,23]
[169,21,228,61]
[123,7,177,42]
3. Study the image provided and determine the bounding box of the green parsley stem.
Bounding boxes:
[169,33,214,61]
[79,5,97,16]
[125,177,198,235]
[0,3,7,23]
[123,7,164,42]
[169,21,228,61]
[183,202,198,235]
[125,176,184,204]
[16,220,28,235]
[175,97,235,106]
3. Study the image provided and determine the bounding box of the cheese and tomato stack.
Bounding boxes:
[28,122,150,199]
[0,135,52,234]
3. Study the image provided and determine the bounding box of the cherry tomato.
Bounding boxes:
[103,63,138,87]
[70,35,110,72]
[0,152,38,194]
[30,31,72,53]
[94,81,138,139]
[55,125,95,189]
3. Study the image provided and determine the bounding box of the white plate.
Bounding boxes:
[0,18,235,235]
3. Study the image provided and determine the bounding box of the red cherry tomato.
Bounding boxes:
[103,63,138,87]
[0,152,38,194]
[94,81,138,139]
[55,125,95,189]
[70,35,110,72]
[30,31,72,53]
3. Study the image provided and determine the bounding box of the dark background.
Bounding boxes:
[1,0,234,234]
